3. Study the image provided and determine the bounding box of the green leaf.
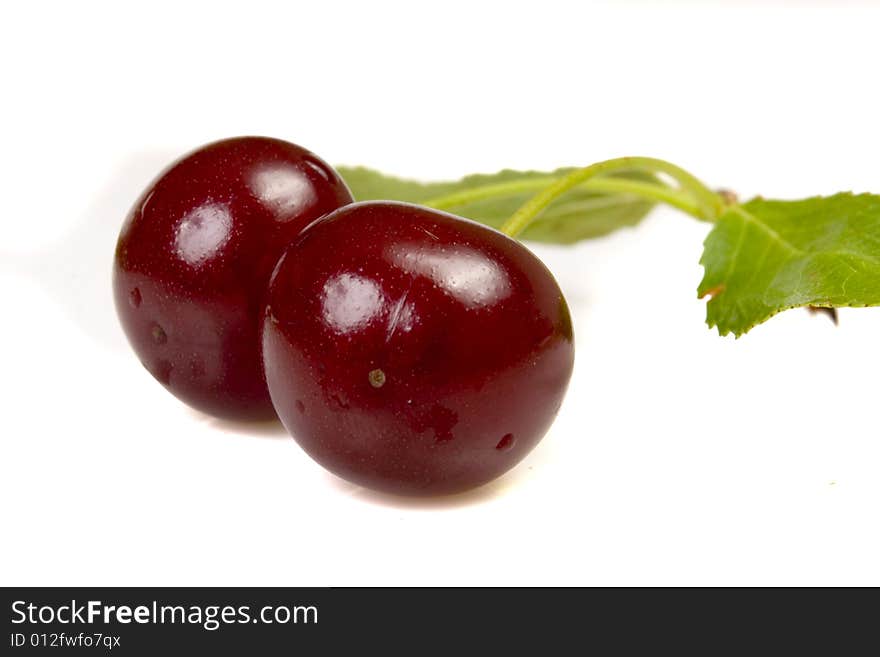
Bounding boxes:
[336,166,659,244]
[698,193,880,336]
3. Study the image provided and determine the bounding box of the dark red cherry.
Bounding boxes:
[113,137,353,420]
[262,201,575,495]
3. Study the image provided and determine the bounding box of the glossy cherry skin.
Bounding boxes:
[114,137,353,420]
[262,201,575,495]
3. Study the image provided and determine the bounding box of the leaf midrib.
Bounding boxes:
[730,205,880,267]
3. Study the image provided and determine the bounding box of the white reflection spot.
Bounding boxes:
[321,273,384,334]
[249,163,315,218]
[391,245,511,308]
[174,202,232,267]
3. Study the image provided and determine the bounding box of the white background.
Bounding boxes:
[2,0,879,586]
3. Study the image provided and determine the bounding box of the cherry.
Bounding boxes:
[261,201,575,495]
[113,137,353,420]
